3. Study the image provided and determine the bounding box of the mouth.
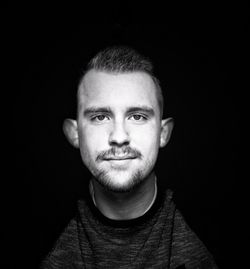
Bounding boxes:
[104,156,137,161]
[102,157,136,170]
[97,147,142,163]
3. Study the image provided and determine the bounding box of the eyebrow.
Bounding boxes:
[83,106,155,117]
[83,107,112,117]
[126,106,155,116]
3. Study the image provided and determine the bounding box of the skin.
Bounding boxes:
[63,70,173,220]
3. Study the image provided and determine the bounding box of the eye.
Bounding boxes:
[129,114,147,121]
[91,114,110,122]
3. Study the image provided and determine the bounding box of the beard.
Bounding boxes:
[92,159,154,193]
[94,169,144,193]
[83,146,156,193]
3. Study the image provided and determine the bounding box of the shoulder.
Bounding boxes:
[40,218,80,269]
[171,209,218,268]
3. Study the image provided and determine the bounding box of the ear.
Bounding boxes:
[62,119,79,148]
[160,117,174,148]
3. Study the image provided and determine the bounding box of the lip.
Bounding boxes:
[104,158,136,169]
[104,157,137,161]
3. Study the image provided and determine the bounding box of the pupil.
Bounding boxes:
[98,115,105,120]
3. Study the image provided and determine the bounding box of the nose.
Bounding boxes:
[109,120,130,146]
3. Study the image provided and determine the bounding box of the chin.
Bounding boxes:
[95,170,146,193]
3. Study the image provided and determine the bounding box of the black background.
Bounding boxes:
[6,4,247,269]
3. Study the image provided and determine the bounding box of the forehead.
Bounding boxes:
[78,70,159,112]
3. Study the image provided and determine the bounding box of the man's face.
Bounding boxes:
[77,70,164,192]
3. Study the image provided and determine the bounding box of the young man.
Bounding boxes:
[41,46,218,268]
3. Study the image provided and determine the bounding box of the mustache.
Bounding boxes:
[96,147,142,161]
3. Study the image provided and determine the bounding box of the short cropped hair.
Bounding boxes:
[78,46,164,117]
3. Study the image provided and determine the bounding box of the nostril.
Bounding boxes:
[109,134,130,146]
[109,140,129,147]
[109,123,130,145]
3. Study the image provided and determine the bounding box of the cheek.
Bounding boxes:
[132,126,161,153]
[79,126,108,155]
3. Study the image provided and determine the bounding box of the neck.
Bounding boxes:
[90,172,157,220]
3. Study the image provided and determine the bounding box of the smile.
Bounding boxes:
[104,158,136,169]
[104,156,137,161]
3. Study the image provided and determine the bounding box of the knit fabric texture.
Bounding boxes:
[40,189,218,268]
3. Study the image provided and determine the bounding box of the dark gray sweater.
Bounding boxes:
[40,189,218,268]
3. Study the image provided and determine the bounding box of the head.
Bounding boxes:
[63,46,174,192]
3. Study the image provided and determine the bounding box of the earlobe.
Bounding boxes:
[160,117,174,148]
[62,119,79,148]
